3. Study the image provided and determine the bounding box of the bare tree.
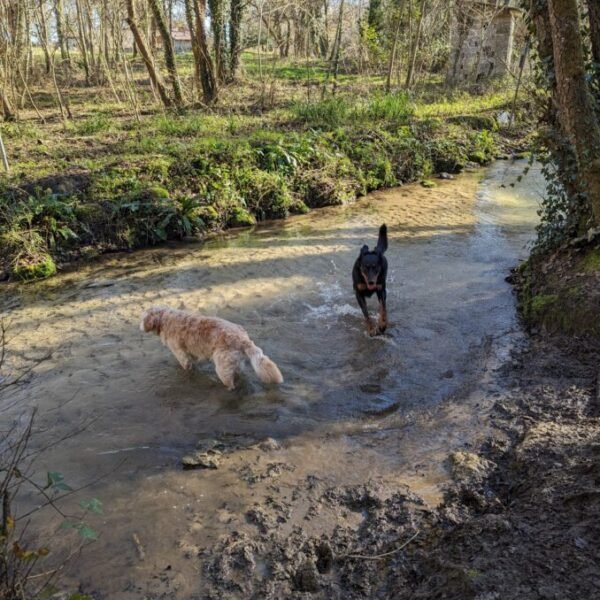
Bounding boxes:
[148,0,185,108]
[185,0,218,103]
[125,0,173,108]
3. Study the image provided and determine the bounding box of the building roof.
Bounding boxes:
[171,29,192,42]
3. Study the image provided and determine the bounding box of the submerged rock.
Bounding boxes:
[182,450,221,469]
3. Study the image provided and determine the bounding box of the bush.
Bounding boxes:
[467,130,497,164]
[12,253,57,281]
[236,169,295,220]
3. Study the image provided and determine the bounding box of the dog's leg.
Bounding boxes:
[168,343,193,370]
[213,350,238,391]
[376,288,387,334]
[356,291,376,336]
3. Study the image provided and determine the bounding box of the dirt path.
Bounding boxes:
[0,161,563,599]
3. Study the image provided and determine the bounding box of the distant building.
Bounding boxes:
[171,28,193,53]
[447,1,523,85]
[121,27,192,54]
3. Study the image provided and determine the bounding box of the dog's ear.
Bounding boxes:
[140,307,163,333]
[360,244,369,255]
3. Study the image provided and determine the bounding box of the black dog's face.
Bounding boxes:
[359,251,382,290]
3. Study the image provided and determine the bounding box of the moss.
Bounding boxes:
[581,250,600,272]
[467,150,487,165]
[146,186,170,200]
[429,138,468,173]
[197,205,219,226]
[447,115,498,131]
[529,294,559,316]
[236,169,294,220]
[420,179,436,188]
[227,207,256,228]
[299,171,357,208]
[12,254,57,281]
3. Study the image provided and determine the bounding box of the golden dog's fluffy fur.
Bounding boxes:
[140,306,283,390]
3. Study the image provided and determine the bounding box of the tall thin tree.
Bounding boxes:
[147,0,184,108]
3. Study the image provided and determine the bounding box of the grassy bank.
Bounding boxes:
[0,68,531,281]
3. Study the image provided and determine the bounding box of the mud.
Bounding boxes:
[0,160,570,599]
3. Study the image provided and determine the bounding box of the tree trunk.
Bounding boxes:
[147,0,184,108]
[189,0,218,103]
[386,2,403,93]
[548,0,600,225]
[406,0,426,88]
[53,0,69,62]
[208,0,228,83]
[38,0,52,74]
[587,0,600,67]
[330,0,345,95]
[0,81,16,122]
[229,0,244,81]
[125,0,173,108]
[75,0,91,84]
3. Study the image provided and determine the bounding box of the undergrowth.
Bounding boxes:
[0,91,509,280]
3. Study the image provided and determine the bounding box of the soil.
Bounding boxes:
[185,334,599,600]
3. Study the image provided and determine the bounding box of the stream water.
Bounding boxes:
[0,160,543,597]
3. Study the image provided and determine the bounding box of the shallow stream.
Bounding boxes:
[0,160,543,597]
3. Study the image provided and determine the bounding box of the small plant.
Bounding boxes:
[75,114,113,135]
[0,323,101,597]
[291,98,351,128]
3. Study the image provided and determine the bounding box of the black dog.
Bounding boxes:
[352,224,388,336]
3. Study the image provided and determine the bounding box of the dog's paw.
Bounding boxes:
[377,320,387,334]
[366,320,378,337]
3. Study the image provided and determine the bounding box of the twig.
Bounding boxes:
[0,130,8,172]
[340,530,420,560]
[132,532,146,560]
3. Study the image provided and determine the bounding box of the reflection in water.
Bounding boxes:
[0,160,543,596]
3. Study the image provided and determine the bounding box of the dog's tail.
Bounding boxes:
[376,223,388,254]
[244,342,284,385]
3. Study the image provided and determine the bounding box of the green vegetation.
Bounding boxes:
[0,49,528,281]
[581,250,600,272]
[518,246,600,337]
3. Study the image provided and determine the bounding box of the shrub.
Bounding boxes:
[236,169,295,220]
[11,253,57,281]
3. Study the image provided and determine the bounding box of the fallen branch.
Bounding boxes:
[340,530,420,560]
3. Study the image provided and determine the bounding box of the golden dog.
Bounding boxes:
[140,306,283,390]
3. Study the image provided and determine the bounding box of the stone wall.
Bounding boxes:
[447,1,522,85]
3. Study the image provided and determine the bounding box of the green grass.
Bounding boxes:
[415,90,513,118]
[291,93,414,128]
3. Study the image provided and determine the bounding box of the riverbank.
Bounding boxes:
[0,88,532,281]
[186,332,599,600]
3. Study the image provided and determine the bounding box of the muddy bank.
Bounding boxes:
[182,337,599,600]
[515,240,600,337]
